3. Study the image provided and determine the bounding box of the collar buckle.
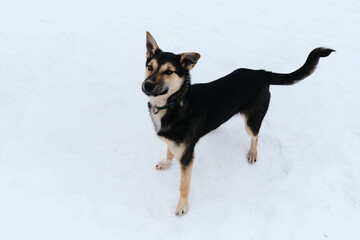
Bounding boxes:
[152,99,181,114]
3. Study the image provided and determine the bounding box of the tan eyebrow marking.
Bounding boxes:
[159,63,176,72]
[145,59,159,78]
[147,60,158,69]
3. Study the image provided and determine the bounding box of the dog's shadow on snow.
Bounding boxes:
[144,118,293,220]
[195,117,291,183]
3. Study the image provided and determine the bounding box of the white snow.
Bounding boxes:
[1,0,360,239]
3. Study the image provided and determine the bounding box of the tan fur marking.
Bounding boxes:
[157,63,178,83]
[155,147,174,170]
[159,63,176,72]
[250,136,258,152]
[243,115,258,164]
[243,115,255,137]
[247,135,258,164]
[176,154,194,216]
[145,59,158,77]
[166,147,174,160]
[159,137,186,160]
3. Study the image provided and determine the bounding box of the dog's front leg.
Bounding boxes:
[155,147,174,170]
[176,151,194,216]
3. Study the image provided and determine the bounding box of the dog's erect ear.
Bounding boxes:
[178,52,201,71]
[146,31,160,58]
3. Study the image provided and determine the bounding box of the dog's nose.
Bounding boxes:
[144,81,155,92]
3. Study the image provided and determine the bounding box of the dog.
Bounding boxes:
[142,31,334,216]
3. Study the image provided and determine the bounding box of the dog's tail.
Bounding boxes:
[268,47,334,85]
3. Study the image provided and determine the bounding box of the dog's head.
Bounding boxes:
[142,32,200,98]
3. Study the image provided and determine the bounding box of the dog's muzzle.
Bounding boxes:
[142,80,155,96]
[142,80,168,96]
[143,81,155,92]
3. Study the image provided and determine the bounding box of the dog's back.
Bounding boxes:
[188,69,269,135]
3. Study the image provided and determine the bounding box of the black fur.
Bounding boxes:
[269,48,335,85]
[144,47,334,167]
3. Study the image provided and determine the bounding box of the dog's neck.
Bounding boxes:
[148,75,191,133]
[149,94,169,107]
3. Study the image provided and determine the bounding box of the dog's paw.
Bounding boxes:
[175,203,189,217]
[155,159,172,170]
[247,151,257,164]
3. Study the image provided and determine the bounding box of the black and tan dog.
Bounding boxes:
[142,32,333,216]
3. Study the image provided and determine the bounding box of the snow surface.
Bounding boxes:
[1,0,360,239]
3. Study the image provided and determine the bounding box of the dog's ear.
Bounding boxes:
[146,31,160,58]
[178,52,201,71]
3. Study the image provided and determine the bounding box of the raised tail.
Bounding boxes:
[268,47,335,85]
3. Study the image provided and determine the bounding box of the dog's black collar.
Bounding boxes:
[150,99,182,114]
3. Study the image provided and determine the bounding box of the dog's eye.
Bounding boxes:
[147,65,153,71]
[164,70,174,75]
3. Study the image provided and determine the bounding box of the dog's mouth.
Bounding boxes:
[142,86,168,97]
[158,89,168,95]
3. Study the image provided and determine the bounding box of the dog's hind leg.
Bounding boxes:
[247,130,259,164]
[244,117,259,164]
[242,88,270,164]
[156,147,174,170]
[247,133,259,164]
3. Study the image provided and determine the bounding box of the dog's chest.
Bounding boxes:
[149,108,166,133]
